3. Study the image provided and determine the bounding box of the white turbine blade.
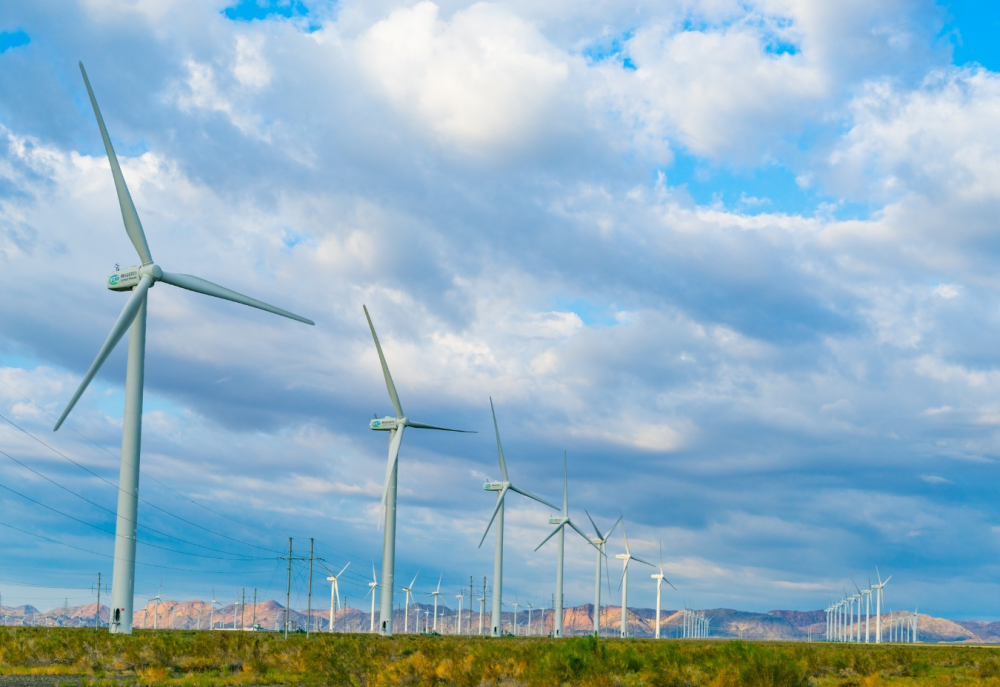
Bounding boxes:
[54,276,152,430]
[534,523,564,552]
[159,272,312,325]
[409,571,419,590]
[508,484,558,512]
[436,573,442,594]
[585,509,602,539]
[631,555,654,568]
[883,575,892,585]
[621,516,631,555]
[618,559,629,591]
[568,520,601,551]
[377,426,405,528]
[337,562,350,578]
[363,305,403,417]
[490,397,509,481]
[478,484,509,548]
[604,514,623,541]
[79,62,153,266]
[319,562,335,576]
[562,452,568,515]
[371,561,378,584]
[407,421,475,433]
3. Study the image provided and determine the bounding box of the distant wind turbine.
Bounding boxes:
[403,572,419,633]
[322,562,349,633]
[54,64,313,634]
[585,510,621,637]
[651,540,677,639]
[429,573,443,633]
[479,398,557,637]
[615,518,652,638]
[535,454,599,638]
[364,306,474,636]
[365,563,379,633]
[873,568,891,643]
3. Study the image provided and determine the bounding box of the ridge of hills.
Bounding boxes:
[0,601,993,642]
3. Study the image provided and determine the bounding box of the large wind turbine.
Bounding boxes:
[479,398,557,637]
[651,541,677,639]
[364,306,473,636]
[535,454,598,638]
[873,569,891,643]
[429,573,443,632]
[615,518,652,638]
[54,64,313,634]
[322,562,349,633]
[365,563,379,633]
[584,510,621,637]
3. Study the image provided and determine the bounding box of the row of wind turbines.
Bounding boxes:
[54,62,682,637]
[825,570,898,643]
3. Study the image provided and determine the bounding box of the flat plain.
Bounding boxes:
[3,627,1000,686]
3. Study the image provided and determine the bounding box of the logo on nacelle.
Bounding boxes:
[109,275,120,286]
[372,420,381,428]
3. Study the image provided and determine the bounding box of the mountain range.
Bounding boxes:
[0,601,993,643]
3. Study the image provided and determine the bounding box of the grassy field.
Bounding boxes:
[3,627,1000,686]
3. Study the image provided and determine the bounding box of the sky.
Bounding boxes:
[2,0,1000,622]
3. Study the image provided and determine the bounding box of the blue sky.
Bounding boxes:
[2,0,1000,622]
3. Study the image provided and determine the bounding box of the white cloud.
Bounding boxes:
[357,1,571,153]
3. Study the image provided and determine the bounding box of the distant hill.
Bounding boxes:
[2,600,996,643]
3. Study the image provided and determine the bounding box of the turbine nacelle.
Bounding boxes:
[484,480,505,491]
[548,516,567,525]
[107,264,164,291]
[370,416,402,431]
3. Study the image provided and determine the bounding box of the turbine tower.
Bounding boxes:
[615,517,652,638]
[651,540,677,639]
[534,454,598,638]
[322,562,349,633]
[150,584,162,630]
[479,398,557,637]
[54,64,313,634]
[402,572,419,633]
[585,510,621,637]
[363,306,473,636]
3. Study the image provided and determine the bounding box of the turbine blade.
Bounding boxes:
[409,572,419,589]
[604,514,623,541]
[378,426,405,528]
[665,578,677,591]
[79,62,153,266]
[534,523,564,552]
[363,305,403,417]
[490,397,509,481]
[508,484,559,512]
[407,421,475,433]
[631,555,654,568]
[562,452,568,515]
[54,276,152,430]
[159,272,312,325]
[338,562,350,577]
[319,562,334,576]
[371,561,378,584]
[621,517,631,555]
[478,484,509,548]
[436,573,442,594]
[568,520,600,551]
[585,509,602,539]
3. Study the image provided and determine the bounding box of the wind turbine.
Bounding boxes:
[585,510,621,637]
[210,589,220,630]
[150,584,162,631]
[615,517,652,638]
[526,601,534,637]
[455,591,465,635]
[365,563,379,633]
[53,64,313,634]
[402,572,419,633]
[429,573,443,633]
[322,562,349,633]
[479,398,557,637]
[858,580,872,643]
[364,306,473,636]
[511,595,520,636]
[873,568,891,643]
[651,540,677,639]
[535,454,599,638]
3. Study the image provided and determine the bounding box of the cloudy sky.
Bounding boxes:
[2,0,1000,621]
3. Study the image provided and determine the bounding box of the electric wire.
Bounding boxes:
[0,447,270,560]
[0,408,284,555]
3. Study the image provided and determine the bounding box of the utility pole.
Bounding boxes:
[307,538,314,637]
[93,573,102,629]
[285,537,292,639]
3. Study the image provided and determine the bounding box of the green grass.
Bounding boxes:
[2,627,1000,686]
